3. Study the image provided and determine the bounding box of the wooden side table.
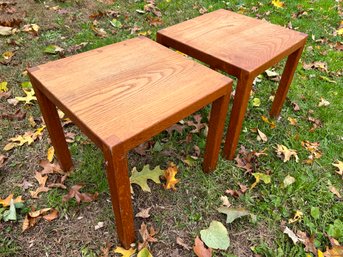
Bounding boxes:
[28,37,232,248]
[157,9,307,160]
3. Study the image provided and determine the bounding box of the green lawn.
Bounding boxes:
[0,0,342,256]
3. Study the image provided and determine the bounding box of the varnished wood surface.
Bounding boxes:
[28,37,232,151]
[157,9,307,77]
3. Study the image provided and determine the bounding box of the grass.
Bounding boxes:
[0,0,342,256]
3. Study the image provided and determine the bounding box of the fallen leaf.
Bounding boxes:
[0,194,24,207]
[217,207,249,223]
[225,183,248,198]
[318,97,330,107]
[20,180,33,190]
[251,173,271,189]
[0,25,13,35]
[47,146,54,162]
[95,221,104,230]
[292,102,300,111]
[332,161,343,176]
[289,210,303,223]
[137,247,153,257]
[30,186,50,198]
[130,165,164,192]
[329,185,341,198]
[220,196,231,207]
[261,115,276,129]
[3,199,17,221]
[15,88,37,105]
[0,109,26,120]
[62,184,98,203]
[44,45,64,54]
[39,160,63,175]
[252,98,261,107]
[193,236,212,257]
[0,81,8,92]
[163,162,180,190]
[136,207,152,218]
[187,114,206,133]
[287,117,297,126]
[308,116,322,132]
[0,154,7,168]
[165,124,185,135]
[283,226,304,244]
[272,0,284,8]
[30,172,50,198]
[200,221,230,250]
[43,209,59,221]
[265,69,279,77]
[283,175,295,187]
[303,61,328,72]
[257,129,268,142]
[297,230,317,255]
[275,144,299,162]
[114,246,136,257]
[138,222,157,250]
[176,237,191,251]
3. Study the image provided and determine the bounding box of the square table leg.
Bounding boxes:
[223,72,255,160]
[103,147,135,249]
[203,92,230,172]
[270,45,305,117]
[31,82,73,172]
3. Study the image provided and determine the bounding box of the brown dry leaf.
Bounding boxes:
[193,236,212,257]
[135,207,152,218]
[20,180,33,190]
[48,183,67,189]
[308,116,322,132]
[323,238,343,257]
[234,146,266,173]
[39,160,64,175]
[43,209,59,221]
[275,144,299,162]
[22,208,57,232]
[144,0,162,17]
[176,237,191,251]
[0,109,26,120]
[100,242,111,257]
[0,194,24,207]
[138,222,158,250]
[148,16,163,27]
[329,185,341,198]
[225,183,248,198]
[163,162,180,190]
[62,184,98,204]
[301,141,322,164]
[29,171,50,198]
[220,196,231,207]
[166,124,185,135]
[332,161,343,176]
[297,230,317,255]
[303,61,328,72]
[187,114,206,134]
[292,102,300,111]
[30,186,50,198]
[0,154,7,168]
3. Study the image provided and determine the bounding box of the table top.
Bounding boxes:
[157,9,307,74]
[28,37,232,149]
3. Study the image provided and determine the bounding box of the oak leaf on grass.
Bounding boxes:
[22,208,58,232]
[138,222,157,250]
[137,247,153,257]
[272,0,284,8]
[283,227,304,244]
[217,207,249,223]
[62,184,98,203]
[275,144,299,162]
[135,207,152,218]
[332,161,343,177]
[15,88,37,105]
[0,194,24,207]
[130,165,164,193]
[251,173,271,189]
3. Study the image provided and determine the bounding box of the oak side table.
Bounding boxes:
[28,37,232,248]
[157,9,307,160]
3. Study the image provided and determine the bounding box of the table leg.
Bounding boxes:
[203,91,231,172]
[270,45,305,117]
[103,148,135,249]
[31,84,73,171]
[223,73,254,160]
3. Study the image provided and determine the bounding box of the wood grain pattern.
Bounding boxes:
[28,37,231,151]
[28,36,233,248]
[157,9,307,159]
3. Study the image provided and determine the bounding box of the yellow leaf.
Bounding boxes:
[164,162,180,190]
[114,246,136,257]
[0,194,24,207]
[28,115,36,127]
[261,115,276,129]
[137,248,153,257]
[3,142,17,151]
[2,51,14,60]
[0,81,8,92]
[288,210,303,223]
[272,0,284,8]
[15,88,37,105]
[287,117,297,126]
[47,146,55,162]
[332,160,343,176]
[275,144,299,162]
[318,249,324,257]
[252,98,261,107]
[337,28,343,35]
[251,173,271,189]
